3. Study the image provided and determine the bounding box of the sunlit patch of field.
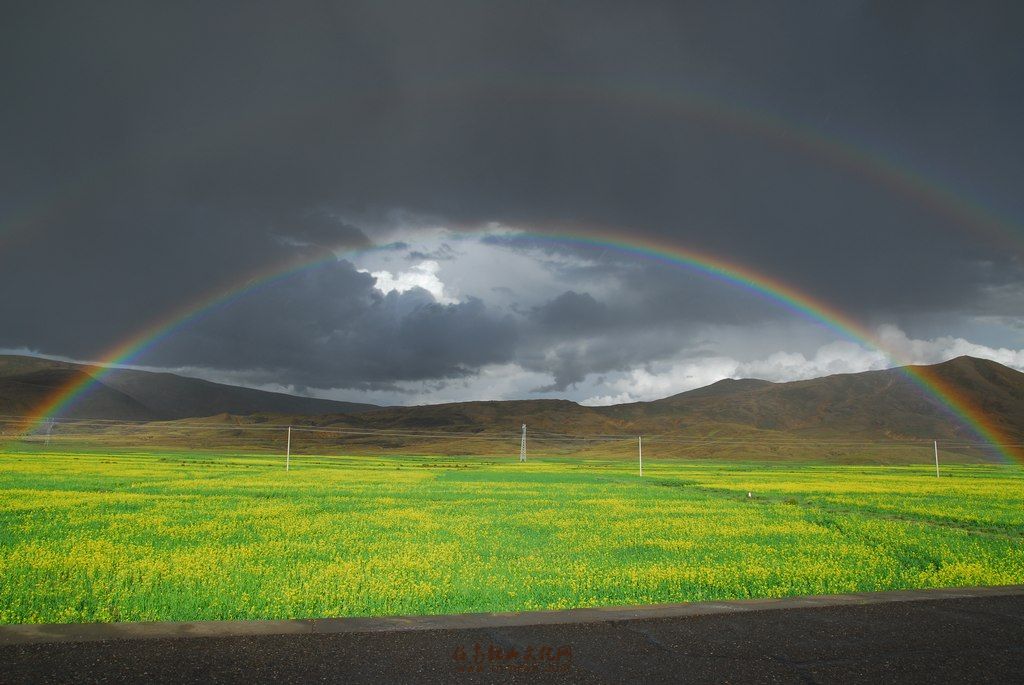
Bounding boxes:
[1,449,1022,624]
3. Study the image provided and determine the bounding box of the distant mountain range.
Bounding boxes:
[2,354,1022,460]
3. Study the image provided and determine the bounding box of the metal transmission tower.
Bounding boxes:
[519,423,527,462]
[43,419,55,447]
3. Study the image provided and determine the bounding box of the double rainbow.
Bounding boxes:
[19,227,1021,463]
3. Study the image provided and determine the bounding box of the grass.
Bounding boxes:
[1,449,1023,625]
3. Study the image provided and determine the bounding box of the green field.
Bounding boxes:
[1,449,1023,625]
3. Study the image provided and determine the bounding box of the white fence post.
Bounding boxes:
[286,426,292,471]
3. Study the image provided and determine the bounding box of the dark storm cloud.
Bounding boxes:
[270,212,371,250]
[148,259,519,389]
[517,286,725,391]
[1,1,1023,391]
[531,291,610,333]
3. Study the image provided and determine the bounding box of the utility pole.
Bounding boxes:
[934,439,939,478]
[286,426,292,471]
[519,424,527,462]
[638,435,643,477]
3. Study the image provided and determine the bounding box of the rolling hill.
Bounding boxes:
[0,355,379,421]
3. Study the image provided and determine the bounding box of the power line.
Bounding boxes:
[3,413,1019,448]
[2,413,1010,446]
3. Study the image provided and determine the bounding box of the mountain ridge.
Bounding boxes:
[0,355,379,420]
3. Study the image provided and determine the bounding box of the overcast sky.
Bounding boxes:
[2,1,1023,405]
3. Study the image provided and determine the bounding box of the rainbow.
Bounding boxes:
[4,82,1023,255]
[19,226,1022,463]
[526,82,1024,253]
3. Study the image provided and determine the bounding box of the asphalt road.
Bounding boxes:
[2,593,1023,684]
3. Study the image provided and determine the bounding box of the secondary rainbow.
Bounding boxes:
[5,81,1023,256]
[20,227,1021,463]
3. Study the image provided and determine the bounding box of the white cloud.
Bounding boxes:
[581,357,743,406]
[309,363,556,406]
[350,225,619,313]
[873,324,1024,368]
[359,260,458,305]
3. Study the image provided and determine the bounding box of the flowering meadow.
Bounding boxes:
[1,449,1022,624]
